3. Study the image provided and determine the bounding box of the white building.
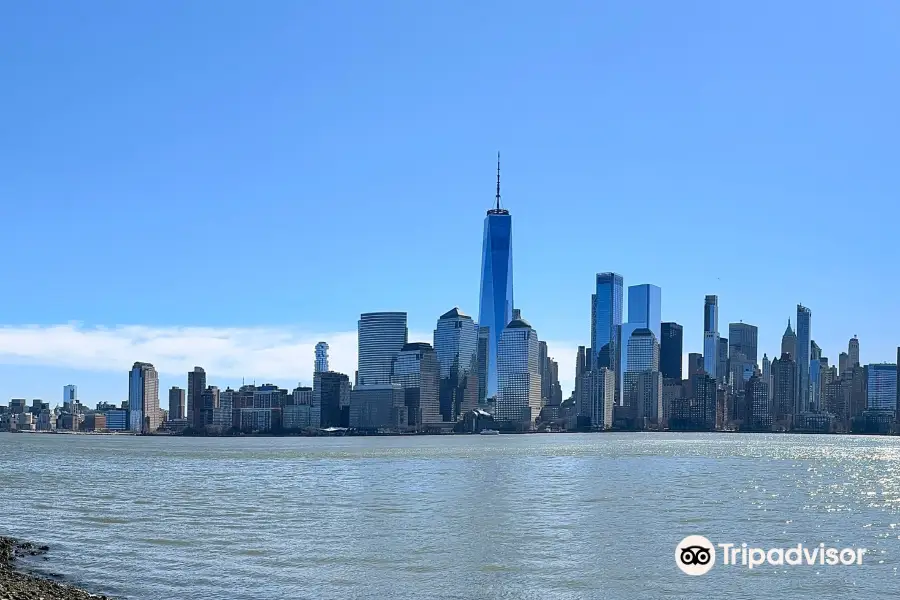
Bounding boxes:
[494,317,542,428]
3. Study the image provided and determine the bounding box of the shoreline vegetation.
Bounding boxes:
[0,536,109,600]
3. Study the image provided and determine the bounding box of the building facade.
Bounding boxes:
[187,366,206,431]
[703,295,719,381]
[358,312,408,386]
[128,361,160,433]
[660,322,683,380]
[728,322,758,364]
[866,364,898,412]
[315,342,329,374]
[313,371,351,428]
[168,386,185,421]
[391,342,441,427]
[433,307,479,421]
[495,317,542,428]
[349,384,407,430]
[592,273,624,373]
[796,304,812,413]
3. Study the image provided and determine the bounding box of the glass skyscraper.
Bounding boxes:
[728,322,758,364]
[433,307,479,421]
[866,364,897,412]
[627,284,661,342]
[357,312,408,386]
[477,156,513,401]
[796,304,812,413]
[495,317,541,428]
[660,322,683,380]
[592,272,624,371]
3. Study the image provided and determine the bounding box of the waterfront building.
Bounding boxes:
[746,374,771,430]
[168,387,185,421]
[670,373,716,431]
[433,307,479,421]
[703,295,720,381]
[494,316,542,429]
[579,367,615,429]
[622,328,662,424]
[358,312,408,386]
[592,273,624,373]
[728,322,758,364]
[315,342,329,374]
[477,156,514,401]
[349,384,407,430]
[128,362,160,433]
[314,371,351,428]
[187,366,206,431]
[391,342,441,427]
[213,388,234,431]
[796,304,812,413]
[660,322,683,380]
[866,364,898,413]
[104,409,128,431]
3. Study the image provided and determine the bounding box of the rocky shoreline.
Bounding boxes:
[0,537,110,600]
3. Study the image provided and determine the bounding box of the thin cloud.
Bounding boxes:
[0,323,578,396]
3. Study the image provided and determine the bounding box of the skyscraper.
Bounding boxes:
[357,312,408,386]
[128,362,160,433]
[495,316,541,428]
[391,342,441,427]
[703,295,720,381]
[313,371,351,428]
[63,384,77,407]
[188,366,206,431]
[717,337,729,385]
[433,307,479,422]
[477,154,514,402]
[796,304,812,413]
[168,386,185,421]
[849,336,860,368]
[623,328,662,423]
[728,322,758,364]
[538,341,550,402]
[772,353,797,423]
[660,322,683,380]
[627,284,662,342]
[592,273,624,372]
[866,364,897,413]
[314,342,329,374]
[781,320,797,359]
[688,352,704,376]
[762,353,772,403]
[839,352,850,375]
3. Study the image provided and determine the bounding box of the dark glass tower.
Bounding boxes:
[660,322,683,380]
[477,154,514,401]
[592,273,624,371]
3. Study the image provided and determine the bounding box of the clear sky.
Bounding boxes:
[1,1,898,406]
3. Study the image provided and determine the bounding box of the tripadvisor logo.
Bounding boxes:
[675,536,866,575]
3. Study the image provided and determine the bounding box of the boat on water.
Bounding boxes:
[479,429,500,435]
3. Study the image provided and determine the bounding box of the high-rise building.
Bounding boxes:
[728,323,758,364]
[538,341,550,401]
[623,329,662,423]
[796,304,812,413]
[839,352,850,375]
[495,316,541,428]
[313,371,351,428]
[781,321,797,360]
[63,385,77,406]
[314,342,329,374]
[771,353,797,423]
[896,348,900,420]
[592,273,624,372]
[762,353,772,403]
[866,364,897,412]
[580,367,615,429]
[187,366,206,431]
[575,345,587,413]
[746,374,771,431]
[703,295,719,381]
[849,336,860,368]
[627,284,662,342]
[200,386,220,428]
[349,384,407,430]
[357,312,408,386]
[660,322,683,380]
[433,307,479,422]
[717,337,729,385]
[688,352,704,376]
[391,342,441,427]
[128,362,160,433]
[477,155,514,401]
[168,387,185,420]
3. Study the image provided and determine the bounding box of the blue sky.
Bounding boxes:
[1,1,898,406]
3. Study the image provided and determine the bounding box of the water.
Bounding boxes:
[1,432,899,599]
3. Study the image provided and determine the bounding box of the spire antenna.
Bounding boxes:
[495,151,501,210]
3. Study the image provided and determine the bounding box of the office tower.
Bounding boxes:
[187,366,206,431]
[660,322,683,380]
[63,385,77,407]
[200,386,220,428]
[433,307,479,422]
[825,378,849,423]
[623,329,662,422]
[538,341,550,401]
[477,155,514,401]
[476,327,490,405]
[849,365,867,420]
[128,362,160,433]
[580,368,615,429]
[495,316,542,428]
[627,284,662,342]
[839,352,850,374]
[661,379,683,426]
[357,312,408,386]
[592,273,624,371]
[670,373,716,431]
[728,323,758,364]
[314,342,329,374]
[688,352,704,376]
[349,384,407,429]
[796,305,812,413]
[548,358,562,405]
[575,346,586,412]
[213,388,233,431]
[717,337,729,385]
[391,342,441,427]
[771,353,797,423]
[866,364,898,412]
[849,336,860,368]
[313,371,351,428]
[168,387,185,421]
[746,374,771,430]
[729,353,754,396]
[781,320,797,359]
[762,354,772,399]
[810,341,821,361]
[703,295,719,381]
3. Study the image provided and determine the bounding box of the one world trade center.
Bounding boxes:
[477,153,514,403]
